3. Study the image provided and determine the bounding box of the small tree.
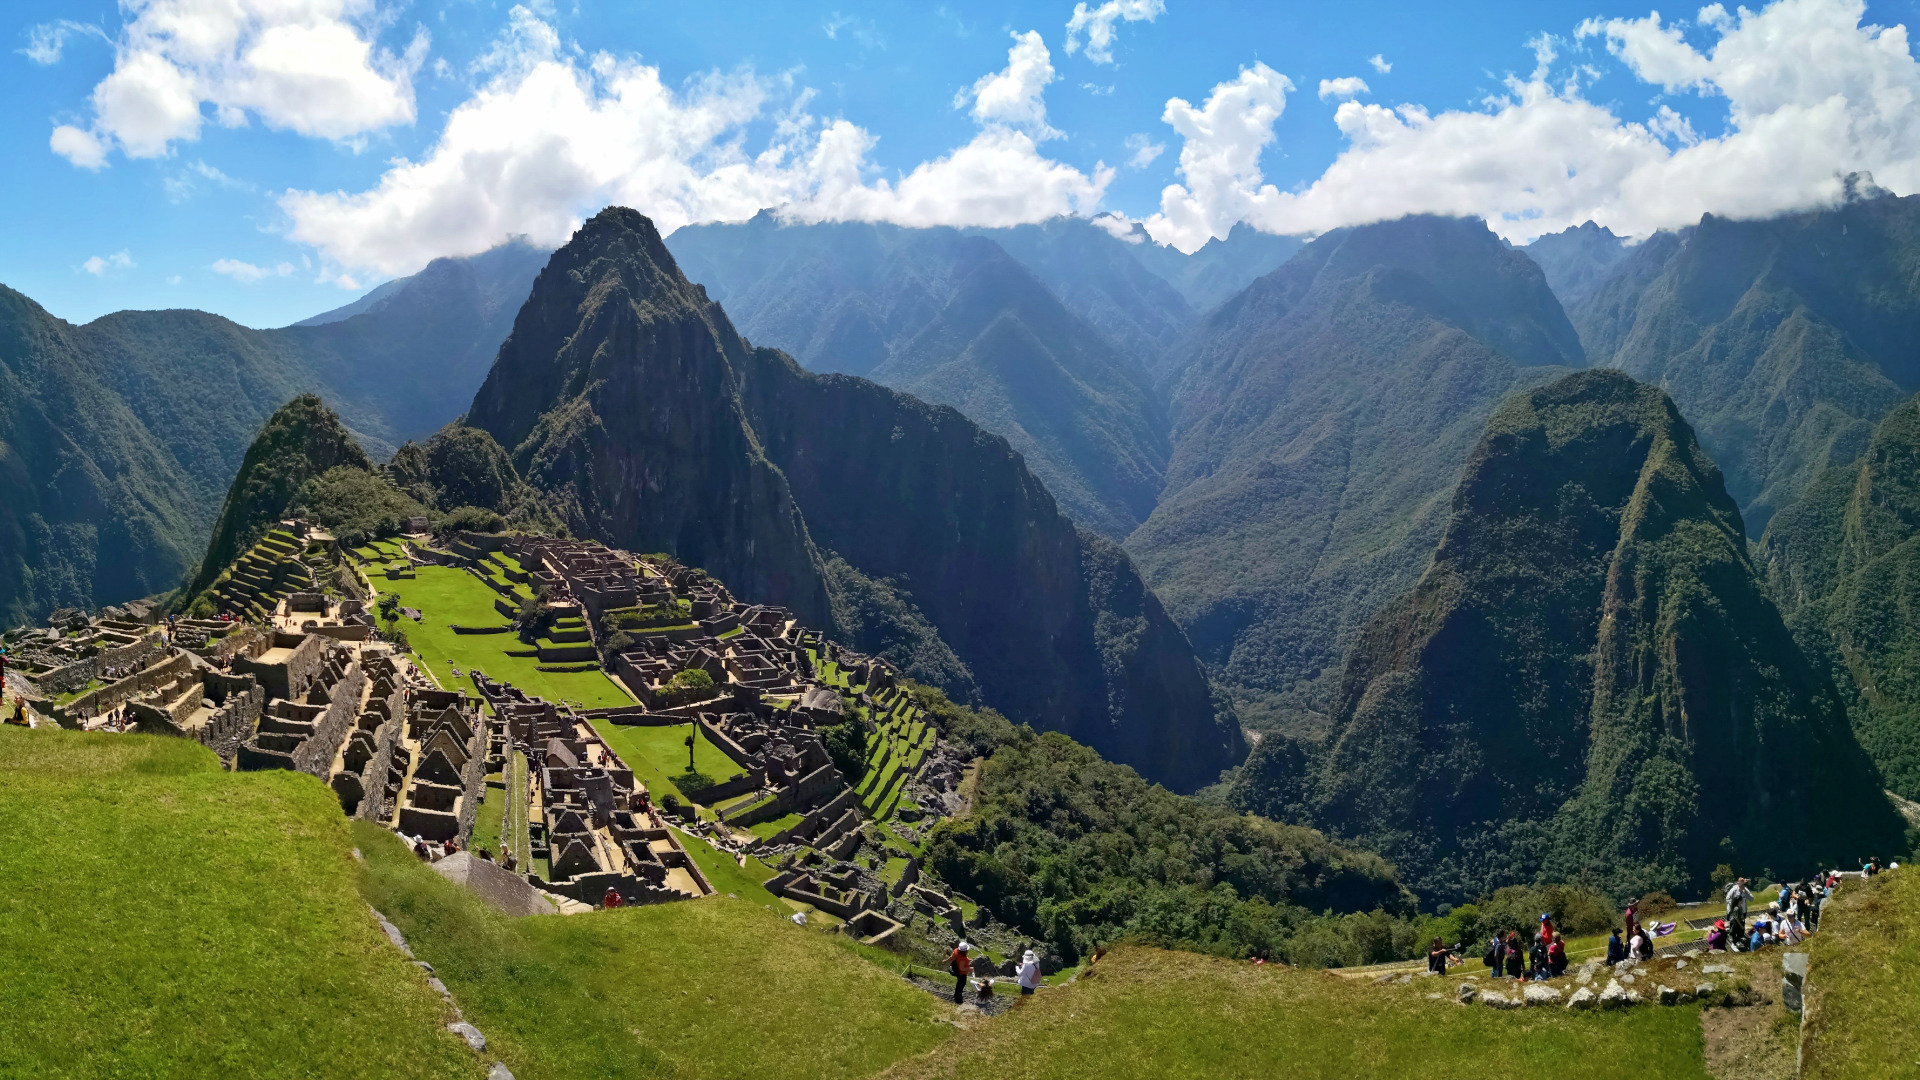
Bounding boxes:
[377,593,400,619]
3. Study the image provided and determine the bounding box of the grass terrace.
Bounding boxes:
[1800,868,1919,1078]
[354,823,949,1080]
[589,718,744,814]
[0,729,479,1079]
[365,564,630,707]
[881,946,1717,1080]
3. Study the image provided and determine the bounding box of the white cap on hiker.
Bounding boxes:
[957,941,970,952]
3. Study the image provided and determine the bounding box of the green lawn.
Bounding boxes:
[370,565,631,708]
[882,946,1714,1080]
[353,823,950,1080]
[0,729,480,1080]
[747,812,806,840]
[678,833,785,908]
[1801,868,1920,1079]
[590,719,744,806]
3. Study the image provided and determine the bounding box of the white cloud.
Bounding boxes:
[82,251,136,276]
[211,257,293,282]
[1143,62,1294,252]
[50,0,427,167]
[1064,0,1164,65]
[822,12,886,51]
[21,20,108,65]
[1125,132,1164,168]
[1091,212,1143,242]
[1145,0,1920,248]
[958,31,1058,137]
[1369,53,1392,74]
[282,11,1109,275]
[1318,76,1370,101]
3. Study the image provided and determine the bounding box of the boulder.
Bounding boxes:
[1457,983,1477,1005]
[1480,990,1521,1010]
[1626,990,1644,1006]
[448,1022,487,1052]
[1703,963,1735,975]
[1565,987,1597,1010]
[1674,959,1689,970]
[1394,973,1413,985]
[488,1065,515,1080]
[1373,973,1396,986]
[1599,981,1631,1009]
[1696,983,1716,998]
[1656,985,1679,1006]
[1523,984,1562,1007]
[1618,972,1636,984]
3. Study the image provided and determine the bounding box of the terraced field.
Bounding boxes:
[855,686,934,822]
[209,529,320,619]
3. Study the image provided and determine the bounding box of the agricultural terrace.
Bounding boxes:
[857,683,935,824]
[345,542,629,709]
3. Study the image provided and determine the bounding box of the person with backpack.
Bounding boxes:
[1547,934,1568,978]
[949,942,972,1004]
[1485,934,1505,978]
[1503,931,1525,980]
[1605,927,1625,966]
[1016,950,1041,998]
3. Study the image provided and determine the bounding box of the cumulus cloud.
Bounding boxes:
[1142,62,1294,252]
[959,31,1058,136]
[1318,76,1370,101]
[1064,0,1164,65]
[282,10,1108,275]
[1125,132,1164,168]
[50,0,427,167]
[211,257,293,282]
[1369,53,1392,74]
[1145,0,1920,248]
[82,251,135,276]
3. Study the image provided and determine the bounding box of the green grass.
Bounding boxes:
[353,823,950,1080]
[1801,869,1920,1079]
[590,719,742,807]
[371,565,631,708]
[746,812,806,840]
[679,834,785,907]
[468,776,508,860]
[0,730,479,1079]
[881,946,1714,1080]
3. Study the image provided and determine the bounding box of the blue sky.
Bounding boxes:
[5,0,1919,329]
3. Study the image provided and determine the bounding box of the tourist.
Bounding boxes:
[1538,912,1556,944]
[1427,937,1449,974]
[1706,920,1730,952]
[1622,896,1640,942]
[950,942,973,1004]
[413,839,431,861]
[1605,928,1625,966]
[1484,934,1506,978]
[1528,932,1548,980]
[1629,926,1653,962]
[1546,934,1567,979]
[603,887,623,909]
[1503,932,1524,980]
[1016,950,1041,997]
[975,976,994,1005]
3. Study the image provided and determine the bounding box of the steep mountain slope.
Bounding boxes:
[1236,371,1902,902]
[0,289,204,624]
[0,245,546,624]
[186,395,373,601]
[471,207,1241,790]
[276,241,550,444]
[666,216,1168,538]
[1128,215,1583,735]
[1577,191,1920,532]
[1522,221,1632,312]
[1128,221,1306,317]
[1759,395,1920,800]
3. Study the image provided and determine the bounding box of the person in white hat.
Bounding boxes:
[948,941,972,1004]
[1016,949,1042,998]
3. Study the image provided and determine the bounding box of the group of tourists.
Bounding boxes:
[1707,873,1838,952]
[1477,913,1571,981]
[946,941,1043,1005]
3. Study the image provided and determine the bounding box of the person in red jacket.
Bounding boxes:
[949,942,972,1004]
[603,886,623,909]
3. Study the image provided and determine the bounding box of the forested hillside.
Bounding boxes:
[1127,215,1582,736]
[1760,394,1920,800]
[1572,189,1920,532]
[1231,370,1904,902]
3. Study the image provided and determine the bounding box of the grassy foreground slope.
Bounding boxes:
[883,947,1712,1080]
[0,730,479,1080]
[1801,868,1920,1079]
[353,823,950,1080]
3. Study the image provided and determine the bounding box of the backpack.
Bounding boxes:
[1482,945,1496,968]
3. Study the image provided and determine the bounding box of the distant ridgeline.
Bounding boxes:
[465,208,1241,792]
[1228,370,1907,903]
[0,243,548,626]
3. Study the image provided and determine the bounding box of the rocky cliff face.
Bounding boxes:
[472,208,1241,790]
[1252,370,1903,902]
[1128,215,1583,736]
[1575,191,1920,532]
[1759,394,1920,800]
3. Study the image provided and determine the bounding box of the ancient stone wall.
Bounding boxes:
[291,661,365,779]
[54,650,194,723]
